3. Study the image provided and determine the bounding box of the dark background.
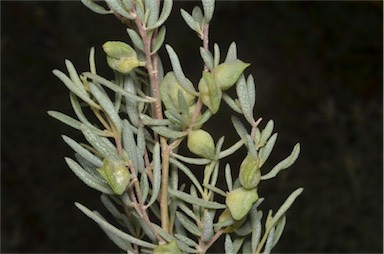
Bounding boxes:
[1,1,382,253]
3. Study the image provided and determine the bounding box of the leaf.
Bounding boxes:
[151,126,188,139]
[101,194,123,219]
[202,183,227,197]
[245,134,257,159]
[165,45,197,95]
[62,135,103,167]
[169,158,204,195]
[83,72,155,103]
[259,120,274,147]
[140,170,149,202]
[144,0,159,28]
[200,47,214,71]
[180,9,199,33]
[122,120,140,171]
[151,26,166,54]
[146,0,173,30]
[145,142,161,208]
[169,189,226,210]
[165,110,188,126]
[201,210,214,241]
[140,114,172,126]
[269,188,303,227]
[174,234,198,248]
[202,0,215,22]
[264,226,275,254]
[176,212,201,236]
[52,69,100,109]
[225,163,233,191]
[48,110,82,130]
[219,139,244,160]
[213,43,220,67]
[69,92,102,133]
[90,82,122,134]
[65,59,86,93]
[250,207,262,253]
[246,74,256,114]
[272,215,286,248]
[123,77,139,126]
[105,0,133,19]
[225,42,237,62]
[231,116,247,140]
[89,47,96,74]
[223,93,242,114]
[259,133,278,167]
[81,0,112,14]
[224,234,235,254]
[81,124,120,161]
[126,28,144,52]
[75,202,156,249]
[65,158,114,194]
[261,143,300,180]
[236,75,254,124]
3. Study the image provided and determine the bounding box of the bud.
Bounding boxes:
[153,240,182,254]
[213,59,250,91]
[187,129,215,160]
[102,41,143,73]
[97,159,130,195]
[239,155,261,189]
[225,187,259,220]
[198,71,222,114]
[160,72,196,112]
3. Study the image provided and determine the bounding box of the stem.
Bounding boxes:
[133,9,171,233]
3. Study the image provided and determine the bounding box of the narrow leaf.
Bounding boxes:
[225,163,233,191]
[261,143,300,180]
[66,157,113,194]
[83,72,155,103]
[176,212,201,236]
[165,45,197,94]
[151,26,166,54]
[236,75,254,124]
[225,234,235,254]
[246,74,256,113]
[48,110,81,130]
[151,126,188,139]
[231,116,247,140]
[225,42,237,62]
[90,82,122,133]
[200,47,214,71]
[101,194,122,219]
[213,43,220,67]
[145,142,161,208]
[259,133,278,167]
[264,226,275,254]
[75,202,156,248]
[81,0,112,14]
[62,135,103,167]
[223,93,242,114]
[169,158,204,195]
[259,120,274,146]
[146,0,173,30]
[202,210,214,241]
[126,28,144,52]
[272,215,286,248]
[202,0,215,22]
[105,0,133,19]
[180,9,199,32]
[270,188,303,227]
[169,189,226,209]
[122,120,139,171]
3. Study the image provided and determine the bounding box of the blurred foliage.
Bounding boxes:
[1,1,382,253]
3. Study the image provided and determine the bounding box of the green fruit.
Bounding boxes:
[97,159,130,195]
[153,240,182,254]
[187,129,215,160]
[213,59,250,91]
[226,187,259,220]
[239,155,261,189]
[160,72,196,112]
[102,41,143,73]
[198,71,222,114]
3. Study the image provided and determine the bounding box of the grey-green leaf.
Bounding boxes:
[48,110,82,130]
[122,120,140,171]
[270,188,303,227]
[151,26,166,54]
[169,189,226,209]
[151,126,188,139]
[126,28,144,52]
[236,75,254,124]
[225,234,235,254]
[169,158,204,195]
[200,47,214,71]
[81,0,112,14]
[180,9,200,34]
[145,142,161,208]
[259,133,278,167]
[261,143,300,180]
[202,210,214,241]
[62,135,103,167]
[223,93,242,114]
[105,0,133,19]
[146,0,172,30]
[165,45,197,95]
[231,116,248,140]
[176,212,201,236]
[90,82,122,133]
[264,226,275,254]
[225,42,237,62]
[202,0,215,22]
[66,157,113,194]
[75,202,156,248]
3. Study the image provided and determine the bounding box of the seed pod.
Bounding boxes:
[225,187,259,220]
[213,59,250,91]
[160,72,196,112]
[239,154,261,189]
[198,71,222,114]
[187,129,215,160]
[102,41,143,73]
[97,159,130,195]
[153,240,182,254]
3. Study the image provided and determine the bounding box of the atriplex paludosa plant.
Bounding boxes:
[48,1,303,253]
